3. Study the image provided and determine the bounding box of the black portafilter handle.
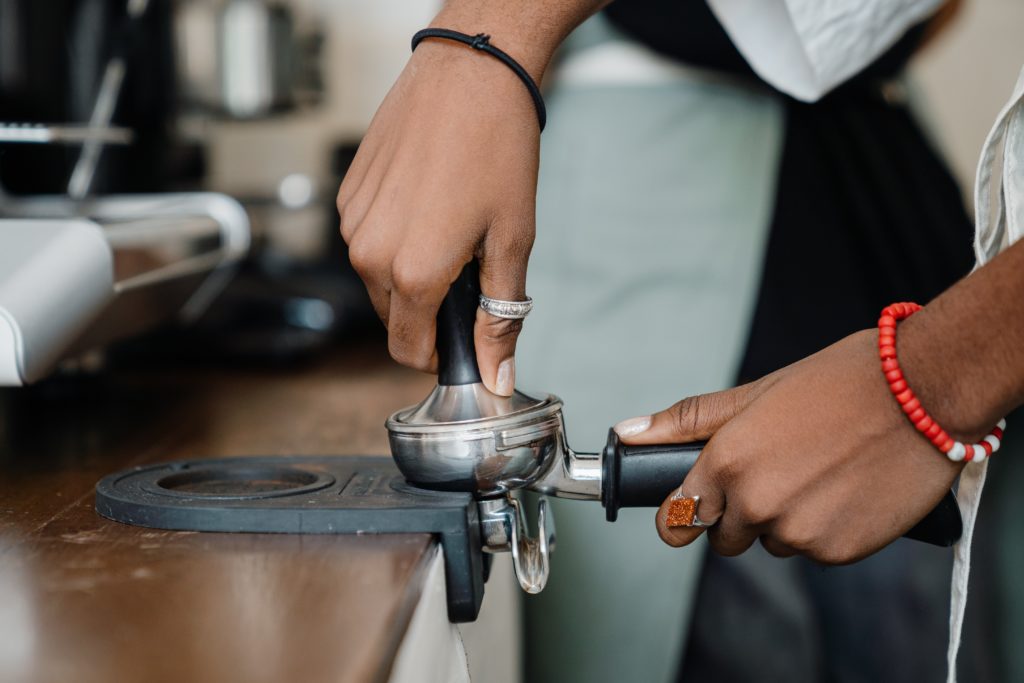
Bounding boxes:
[437,262,483,386]
[600,429,963,548]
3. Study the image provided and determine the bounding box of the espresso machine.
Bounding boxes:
[0,0,332,385]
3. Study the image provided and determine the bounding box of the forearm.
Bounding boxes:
[429,0,610,80]
[901,239,1024,440]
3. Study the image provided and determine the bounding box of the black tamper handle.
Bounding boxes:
[437,262,483,386]
[600,429,963,548]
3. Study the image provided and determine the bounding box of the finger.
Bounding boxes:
[386,247,450,372]
[347,230,393,328]
[705,505,760,557]
[476,217,533,396]
[614,382,761,445]
[336,148,383,244]
[365,286,392,329]
[760,536,797,558]
[655,456,725,548]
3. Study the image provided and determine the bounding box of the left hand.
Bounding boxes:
[614,329,965,564]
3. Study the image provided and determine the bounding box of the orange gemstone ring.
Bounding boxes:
[666,494,715,528]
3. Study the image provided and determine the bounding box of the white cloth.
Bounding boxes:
[708,3,1024,681]
[708,0,943,102]
[950,65,1024,682]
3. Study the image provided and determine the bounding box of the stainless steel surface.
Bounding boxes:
[0,123,134,145]
[0,219,113,385]
[529,445,603,500]
[478,495,555,594]
[67,0,149,199]
[387,384,565,496]
[67,59,126,198]
[396,383,551,425]
[386,378,603,594]
[5,192,249,290]
[174,0,323,119]
[0,193,249,382]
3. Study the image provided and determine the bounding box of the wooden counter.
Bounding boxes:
[0,343,457,683]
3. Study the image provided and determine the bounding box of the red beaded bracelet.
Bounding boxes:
[879,302,1006,463]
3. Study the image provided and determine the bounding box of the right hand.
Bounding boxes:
[337,40,542,396]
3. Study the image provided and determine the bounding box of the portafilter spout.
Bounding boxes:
[386,264,964,593]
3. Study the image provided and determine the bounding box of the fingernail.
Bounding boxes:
[495,358,515,396]
[614,415,652,438]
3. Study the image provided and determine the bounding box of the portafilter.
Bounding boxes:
[386,264,963,593]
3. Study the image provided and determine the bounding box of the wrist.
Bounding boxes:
[429,1,600,82]
[897,310,1000,443]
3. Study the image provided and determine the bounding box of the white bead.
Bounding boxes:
[998,418,1007,431]
[971,445,987,462]
[985,434,1001,453]
[948,442,967,462]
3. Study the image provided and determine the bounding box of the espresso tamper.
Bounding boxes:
[386,264,965,594]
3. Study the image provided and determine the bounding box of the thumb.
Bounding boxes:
[475,218,534,397]
[614,382,762,445]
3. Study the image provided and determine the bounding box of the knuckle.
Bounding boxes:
[669,396,701,438]
[732,496,775,528]
[387,335,430,371]
[348,238,382,278]
[705,445,741,487]
[335,186,349,215]
[810,542,860,566]
[478,316,524,345]
[336,192,356,239]
[774,519,817,554]
[503,227,536,259]
[390,256,436,296]
[760,538,792,558]
[706,529,745,557]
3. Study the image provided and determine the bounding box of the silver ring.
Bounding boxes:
[479,295,533,320]
[666,494,717,529]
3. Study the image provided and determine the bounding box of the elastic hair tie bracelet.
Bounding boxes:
[879,302,1006,462]
[411,28,547,132]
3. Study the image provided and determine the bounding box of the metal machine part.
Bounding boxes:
[0,193,250,385]
[0,220,113,385]
[0,123,134,145]
[174,0,324,118]
[66,0,151,199]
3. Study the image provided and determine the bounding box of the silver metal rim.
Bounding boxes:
[479,295,534,320]
[386,394,563,437]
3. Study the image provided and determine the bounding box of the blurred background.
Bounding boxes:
[2,1,1024,682]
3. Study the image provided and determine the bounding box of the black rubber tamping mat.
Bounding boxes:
[95,456,486,622]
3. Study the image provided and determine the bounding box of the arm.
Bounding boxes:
[337,1,606,395]
[615,239,1024,562]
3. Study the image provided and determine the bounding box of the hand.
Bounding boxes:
[615,329,965,564]
[337,39,541,396]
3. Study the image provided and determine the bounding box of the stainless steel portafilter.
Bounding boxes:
[386,264,964,593]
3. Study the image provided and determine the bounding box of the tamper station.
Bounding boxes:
[386,264,964,593]
[96,264,963,622]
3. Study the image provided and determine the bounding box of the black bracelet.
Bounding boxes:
[411,28,546,132]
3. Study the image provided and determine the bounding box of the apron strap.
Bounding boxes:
[949,64,1024,683]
